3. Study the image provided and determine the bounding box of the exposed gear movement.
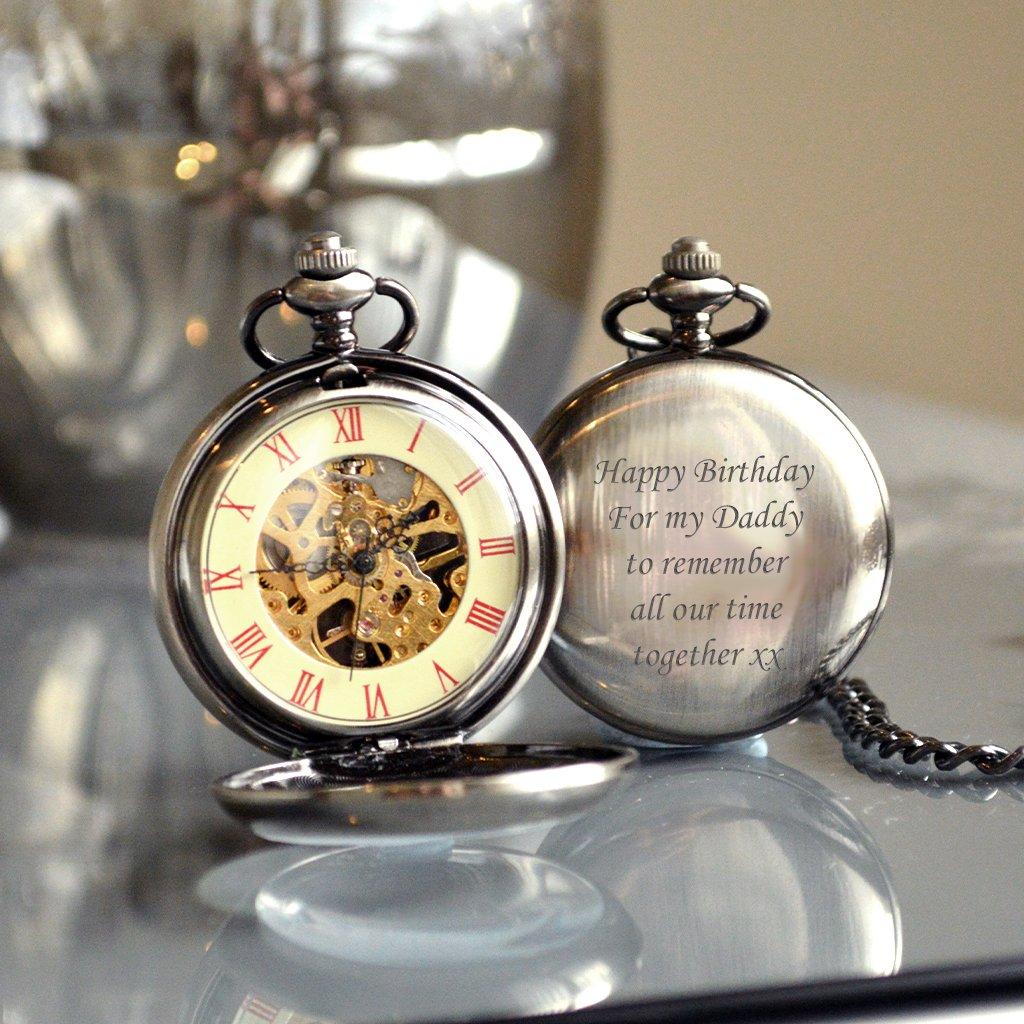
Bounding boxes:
[256,455,467,668]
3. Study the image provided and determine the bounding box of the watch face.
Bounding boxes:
[195,394,525,730]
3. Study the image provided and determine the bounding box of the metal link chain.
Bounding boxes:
[815,677,1024,777]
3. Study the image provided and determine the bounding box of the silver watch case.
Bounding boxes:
[536,345,893,745]
[151,349,633,838]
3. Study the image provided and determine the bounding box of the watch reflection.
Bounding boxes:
[188,749,900,1024]
[190,844,641,1024]
[545,751,902,999]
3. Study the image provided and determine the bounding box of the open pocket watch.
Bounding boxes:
[150,232,633,841]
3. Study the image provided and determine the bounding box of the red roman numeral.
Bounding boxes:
[203,565,243,592]
[455,467,486,494]
[407,417,426,453]
[479,536,515,557]
[263,431,299,470]
[332,405,364,443]
[229,623,272,669]
[434,661,459,693]
[217,493,255,522]
[290,670,324,712]
[363,683,390,719]
[466,598,505,635]
[242,995,279,1022]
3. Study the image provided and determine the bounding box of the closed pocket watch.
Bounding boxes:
[536,238,893,746]
[150,232,633,841]
[537,236,1024,778]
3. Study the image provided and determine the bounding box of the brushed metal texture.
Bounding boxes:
[536,348,892,743]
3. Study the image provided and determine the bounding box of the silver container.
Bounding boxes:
[0,0,602,535]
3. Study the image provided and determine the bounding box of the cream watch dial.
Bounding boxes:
[201,399,523,727]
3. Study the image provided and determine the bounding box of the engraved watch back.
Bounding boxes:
[536,238,892,744]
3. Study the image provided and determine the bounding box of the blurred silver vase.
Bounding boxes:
[0,0,602,534]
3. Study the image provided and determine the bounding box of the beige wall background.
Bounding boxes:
[577,0,1024,423]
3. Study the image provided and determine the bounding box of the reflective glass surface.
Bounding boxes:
[2,381,1022,1024]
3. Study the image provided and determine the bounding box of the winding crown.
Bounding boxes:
[662,237,723,279]
[295,231,358,279]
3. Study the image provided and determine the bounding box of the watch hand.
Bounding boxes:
[350,553,369,682]
[248,551,352,575]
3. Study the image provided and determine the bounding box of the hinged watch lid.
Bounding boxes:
[214,741,635,844]
[151,231,635,840]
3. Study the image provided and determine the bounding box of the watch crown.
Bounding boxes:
[662,237,722,279]
[295,231,358,279]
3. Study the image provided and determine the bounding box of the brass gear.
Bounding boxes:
[255,455,467,668]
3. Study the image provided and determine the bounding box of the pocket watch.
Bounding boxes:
[535,237,893,746]
[150,231,633,840]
